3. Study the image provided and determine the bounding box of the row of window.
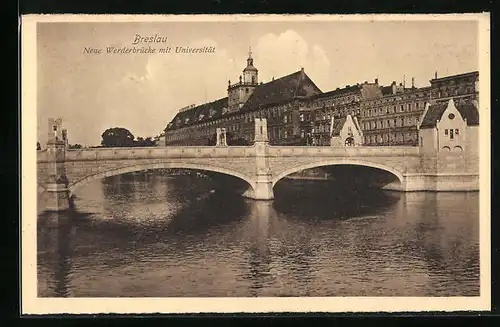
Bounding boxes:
[431,85,476,99]
[363,102,425,117]
[299,109,360,123]
[362,115,420,130]
[364,131,418,144]
[304,94,360,109]
[362,91,430,107]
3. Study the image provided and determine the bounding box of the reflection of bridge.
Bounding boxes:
[37,118,479,211]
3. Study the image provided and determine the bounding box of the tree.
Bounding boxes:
[69,144,83,149]
[36,142,41,150]
[101,127,135,147]
[134,136,156,147]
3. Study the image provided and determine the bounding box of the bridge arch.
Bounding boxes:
[67,162,257,194]
[271,158,405,188]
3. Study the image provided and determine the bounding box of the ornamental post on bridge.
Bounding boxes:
[216,127,228,146]
[45,118,71,211]
[250,118,274,200]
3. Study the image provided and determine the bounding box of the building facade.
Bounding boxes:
[429,71,479,105]
[298,80,382,146]
[359,83,430,146]
[162,49,479,148]
[418,99,479,175]
[163,49,322,146]
[359,71,479,146]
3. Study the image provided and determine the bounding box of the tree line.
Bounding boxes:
[36,127,262,150]
[37,127,158,150]
[100,127,157,147]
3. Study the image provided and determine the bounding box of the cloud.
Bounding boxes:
[253,30,332,90]
[89,38,238,145]
[57,30,333,145]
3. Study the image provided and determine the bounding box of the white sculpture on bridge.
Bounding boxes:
[216,127,228,146]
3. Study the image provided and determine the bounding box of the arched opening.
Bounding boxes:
[272,163,404,219]
[273,160,404,192]
[453,146,463,153]
[442,146,451,152]
[345,137,355,146]
[68,163,256,197]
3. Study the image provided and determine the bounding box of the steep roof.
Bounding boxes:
[240,70,322,111]
[330,116,347,137]
[243,64,258,72]
[307,82,381,101]
[310,85,360,99]
[164,69,322,131]
[419,100,479,129]
[380,85,394,96]
[165,97,228,131]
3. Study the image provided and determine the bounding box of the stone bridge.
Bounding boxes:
[37,118,479,211]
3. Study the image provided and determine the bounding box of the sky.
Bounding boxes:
[36,19,479,146]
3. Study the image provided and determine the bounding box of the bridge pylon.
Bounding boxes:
[243,118,274,200]
[44,118,71,211]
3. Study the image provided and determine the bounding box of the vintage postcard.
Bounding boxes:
[21,13,491,314]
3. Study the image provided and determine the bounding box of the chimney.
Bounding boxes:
[412,77,415,88]
[375,78,378,84]
[435,71,438,79]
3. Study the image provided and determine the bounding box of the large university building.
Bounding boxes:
[161,49,479,147]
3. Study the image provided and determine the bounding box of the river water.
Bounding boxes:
[37,170,480,297]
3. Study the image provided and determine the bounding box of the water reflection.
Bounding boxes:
[37,172,480,297]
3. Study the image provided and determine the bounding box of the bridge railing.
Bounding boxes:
[37,145,421,163]
[58,146,257,162]
[267,146,420,157]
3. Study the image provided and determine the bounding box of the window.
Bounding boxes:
[455,129,459,135]
[299,113,304,122]
[450,129,454,139]
[445,129,448,136]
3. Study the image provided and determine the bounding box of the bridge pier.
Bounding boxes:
[242,180,274,200]
[45,182,71,212]
[243,118,274,201]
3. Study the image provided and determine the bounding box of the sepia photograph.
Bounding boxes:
[21,14,491,314]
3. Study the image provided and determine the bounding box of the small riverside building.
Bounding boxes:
[417,99,479,175]
[329,114,364,146]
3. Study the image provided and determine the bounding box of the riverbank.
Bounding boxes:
[283,175,331,181]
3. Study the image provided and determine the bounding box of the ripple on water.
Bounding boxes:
[37,174,480,297]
